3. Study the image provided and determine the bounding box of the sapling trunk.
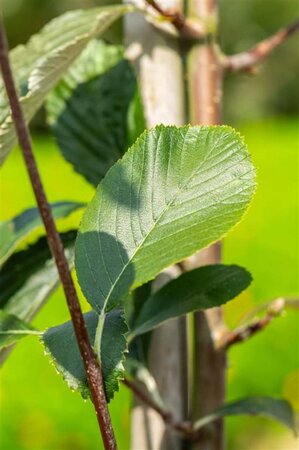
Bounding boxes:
[125,2,189,448]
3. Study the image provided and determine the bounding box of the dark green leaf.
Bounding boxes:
[130,265,252,337]
[43,310,128,401]
[75,125,255,314]
[194,397,297,434]
[0,202,82,265]
[52,60,137,186]
[0,231,76,317]
[0,311,40,349]
[0,231,76,364]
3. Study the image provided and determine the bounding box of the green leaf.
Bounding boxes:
[0,202,82,265]
[51,59,137,186]
[75,125,255,314]
[127,88,146,146]
[0,231,76,319]
[0,232,76,364]
[194,397,297,434]
[130,265,252,337]
[42,310,128,401]
[0,5,132,165]
[0,311,40,349]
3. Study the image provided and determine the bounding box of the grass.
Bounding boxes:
[0,117,298,449]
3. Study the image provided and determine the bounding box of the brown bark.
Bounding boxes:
[186,1,226,449]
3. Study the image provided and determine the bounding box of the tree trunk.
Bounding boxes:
[125,3,188,449]
[186,1,227,449]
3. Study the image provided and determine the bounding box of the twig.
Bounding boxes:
[220,298,285,350]
[223,19,299,72]
[122,378,194,437]
[238,297,299,325]
[0,19,117,450]
[145,0,206,39]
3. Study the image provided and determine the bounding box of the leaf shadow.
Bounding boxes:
[76,231,135,313]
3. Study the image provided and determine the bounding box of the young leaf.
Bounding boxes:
[0,232,76,364]
[51,60,137,186]
[125,357,164,409]
[0,201,82,265]
[130,265,252,337]
[0,311,40,349]
[42,310,128,401]
[0,5,132,164]
[193,397,297,434]
[75,125,255,314]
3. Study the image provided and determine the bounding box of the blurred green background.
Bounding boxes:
[1,1,299,449]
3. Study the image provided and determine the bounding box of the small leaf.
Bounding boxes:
[194,397,297,434]
[42,310,128,401]
[130,265,252,337]
[125,357,165,409]
[0,5,132,164]
[75,125,255,314]
[0,202,82,265]
[51,60,137,186]
[0,311,40,349]
[127,88,146,146]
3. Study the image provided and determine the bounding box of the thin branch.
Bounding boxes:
[0,19,117,450]
[223,19,299,72]
[122,378,194,437]
[238,297,299,325]
[145,0,206,39]
[220,298,285,350]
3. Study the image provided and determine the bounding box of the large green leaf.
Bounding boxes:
[51,60,137,186]
[194,397,297,434]
[43,310,127,401]
[0,232,76,364]
[0,5,132,164]
[0,202,82,265]
[0,311,40,349]
[75,125,255,314]
[130,265,252,338]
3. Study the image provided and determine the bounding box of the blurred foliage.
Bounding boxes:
[2,0,299,123]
